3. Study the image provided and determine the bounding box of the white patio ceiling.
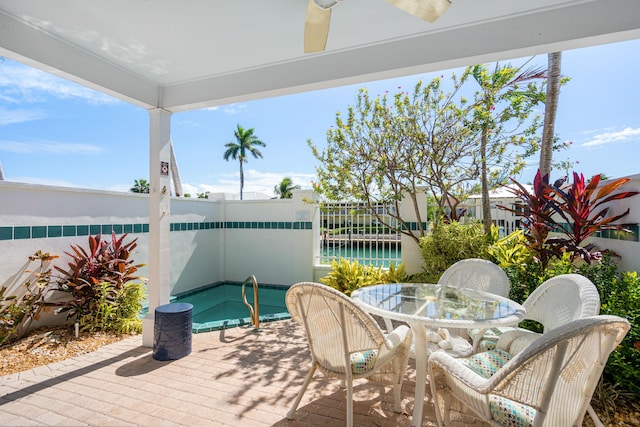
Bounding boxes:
[1,0,639,113]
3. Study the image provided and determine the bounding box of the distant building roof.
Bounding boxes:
[468,184,534,199]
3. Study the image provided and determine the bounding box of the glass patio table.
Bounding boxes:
[351,283,525,427]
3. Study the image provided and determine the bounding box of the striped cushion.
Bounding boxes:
[488,395,536,427]
[350,349,378,374]
[462,349,512,378]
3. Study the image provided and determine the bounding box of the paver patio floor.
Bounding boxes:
[0,319,483,426]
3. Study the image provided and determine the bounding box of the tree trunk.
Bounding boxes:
[169,139,183,197]
[480,131,492,234]
[239,160,244,200]
[540,52,562,178]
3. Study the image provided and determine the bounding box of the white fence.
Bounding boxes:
[319,202,402,267]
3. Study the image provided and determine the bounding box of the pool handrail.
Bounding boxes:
[241,275,260,330]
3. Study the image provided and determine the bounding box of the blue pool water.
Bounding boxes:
[171,282,291,333]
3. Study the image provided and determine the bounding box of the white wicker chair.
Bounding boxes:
[437,258,510,297]
[468,274,601,354]
[428,315,630,427]
[435,258,510,342]
[285,282,412,427]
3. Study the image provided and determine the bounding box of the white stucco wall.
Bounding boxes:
[587,173,640,272]
[0,183,318,303]
[220,190,317,286]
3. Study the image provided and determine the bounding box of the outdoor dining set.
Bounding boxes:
[284,258,630,427]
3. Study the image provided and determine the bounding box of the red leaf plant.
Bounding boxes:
[545,172,638,263]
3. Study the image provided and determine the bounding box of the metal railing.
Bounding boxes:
[241,275,260,330]
[319,202,402,267]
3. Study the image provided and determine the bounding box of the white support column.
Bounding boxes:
[400,188,429,274]
[143,108,172,347]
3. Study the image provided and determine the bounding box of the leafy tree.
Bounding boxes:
[310,74,481,244]
[223,124,266,200]
[468,62,547,234]
[274,177,300,199]
[197,191,210,199]
[130,179,149,194]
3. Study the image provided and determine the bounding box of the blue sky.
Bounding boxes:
[1,38,639,197]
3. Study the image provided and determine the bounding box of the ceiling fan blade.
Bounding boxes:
[304,0,332,53]
[386,0,451,23]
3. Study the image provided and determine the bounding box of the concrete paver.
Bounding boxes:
[0,320,480,426]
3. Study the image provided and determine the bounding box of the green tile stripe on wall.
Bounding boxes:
[401,222,429,231]
[0,221,314,241]
[3,222,636,241]
[0,224,150,241]
[172,221,312,231]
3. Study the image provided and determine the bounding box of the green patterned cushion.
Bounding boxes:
[478,338,498,352]
[462,349,512,378]
[488,395,536,427]
[350,349,378,374]
[468,327,514,351]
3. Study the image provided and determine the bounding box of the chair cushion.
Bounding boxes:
[488,395,536,427]
[461,349,512,378]
[350,349,378,374]
[468,327,517,351]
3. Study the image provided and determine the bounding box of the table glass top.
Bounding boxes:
[352,283,523,322]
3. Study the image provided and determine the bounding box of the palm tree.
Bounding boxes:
[539,52,562,178]
[274,177,300,199]
[223,125,266,200]
[130,178,150,193]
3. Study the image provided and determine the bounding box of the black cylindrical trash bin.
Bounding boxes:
[153,302,193,361]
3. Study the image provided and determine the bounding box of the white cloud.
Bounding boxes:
[0,140,103,155]
[0,61,120,105]
[0,107,46,125]
[582,127,640,147]
[222,103,247,115]
[180,169,316,198]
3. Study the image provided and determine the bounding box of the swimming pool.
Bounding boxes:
[171,282,291,333]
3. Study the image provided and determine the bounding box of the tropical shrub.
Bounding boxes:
[578,256,640,397]
[0,251,58,345]
[545,172,638,263]
[78,281,145,334]
[487,229,531,269]
[419,221,499,283]
[499,170,638,265]
[498,170,567,268]
[54,232,146,323]
[320,259,409,295]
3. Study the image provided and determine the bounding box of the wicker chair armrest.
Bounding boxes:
[428,350,491,392]
[384,324,411,349]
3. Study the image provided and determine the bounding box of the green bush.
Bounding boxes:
[78,281,144,334]
[320,259,409,295]
[419,221,499,283]
[497,247,640,398]
[0,251,58,345]
[579,256,640,397]
[54,232,145,322]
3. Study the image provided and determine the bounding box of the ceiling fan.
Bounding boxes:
[304,0,452,53]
